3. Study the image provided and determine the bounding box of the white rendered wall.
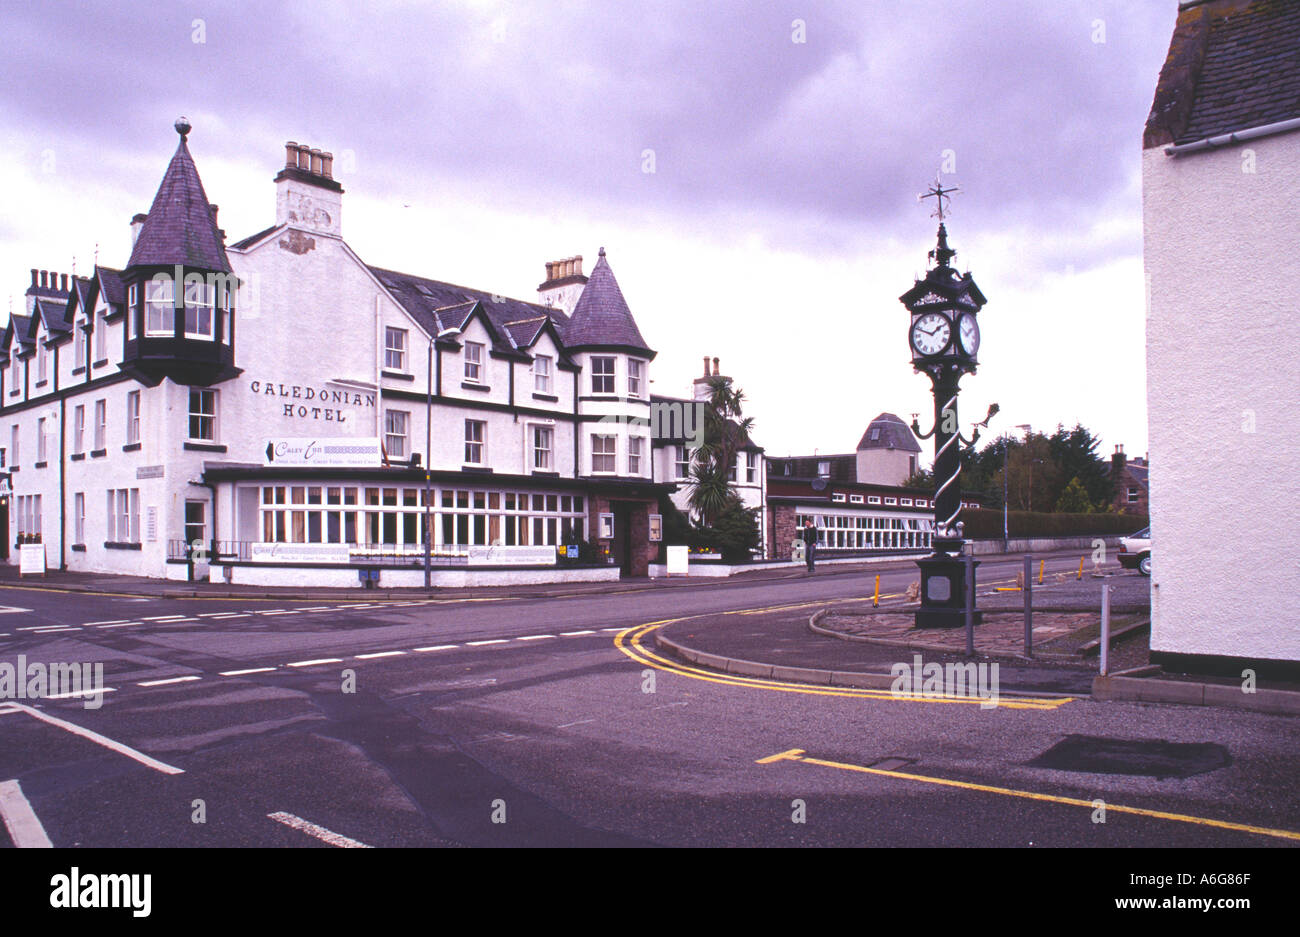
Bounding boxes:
[1142,132,1300,663]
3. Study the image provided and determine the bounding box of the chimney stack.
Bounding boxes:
[536,255,588,315]
[275,139,344,235]
[1111,445,1127,478]
[131,212,147,247]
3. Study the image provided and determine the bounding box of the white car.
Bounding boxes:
[1118,527,1151,576]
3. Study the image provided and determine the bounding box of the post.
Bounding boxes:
[873,574,880,608]
[1038,558,1044,585]
[1023,553,1033,658]
[1002,436,1009,551]
[1100,583,1111,676]
[964,552,974,657]
[424,338,433,589]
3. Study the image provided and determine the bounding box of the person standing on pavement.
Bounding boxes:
[801,518,820,573]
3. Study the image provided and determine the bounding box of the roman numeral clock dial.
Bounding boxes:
[910,312,951,356]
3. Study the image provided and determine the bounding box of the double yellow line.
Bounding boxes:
[615,622,1070,710]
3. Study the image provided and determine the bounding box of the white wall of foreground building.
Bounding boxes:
[1142,130,1300,665]
[209,563,620,588]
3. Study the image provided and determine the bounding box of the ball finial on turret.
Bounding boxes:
[175,117,191,139]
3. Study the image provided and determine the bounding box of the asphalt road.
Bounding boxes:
[0,554,1295,849]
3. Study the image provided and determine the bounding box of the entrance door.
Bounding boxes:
[611,503,632,577]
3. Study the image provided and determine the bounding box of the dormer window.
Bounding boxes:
[183,277,215,338]
[9,359,18,392]
[145,277,175,336]
[37,342,48,383]
[464,341,484,382]
[75,318,87,369]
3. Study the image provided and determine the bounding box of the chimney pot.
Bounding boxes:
[321,152,333,178]
[309,148,323,174]
[574,255,583,276]
[40,271,48,288]
[60,274,68,291]
[30,269,37,287]
[285,142,298,169]
[702,356,710,377]
[712,356,720,376]
[209,203,219,223]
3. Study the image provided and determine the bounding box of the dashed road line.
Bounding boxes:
[517,634,555,641]
[99,622,142,628]
[413,645,458,652]
[84,619,131,626]
[137,676,202,687]
[356,651,405,659]
[219,667,277,676]
[287,658,344,668]
[45,687,117,701]
[0,779,53,848]
[30,626,80,634]
[466,639,508,646]
[268,811,371,848]
[560,630,595,636]
[142,615,187,621]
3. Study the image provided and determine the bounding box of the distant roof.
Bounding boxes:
[563,248,654,355]
[127,131,232,272]
[767,453,858,483]
[856,412,921,453]
[1145,0,1300,148]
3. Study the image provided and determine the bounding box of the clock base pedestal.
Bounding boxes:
[914,552,981,630]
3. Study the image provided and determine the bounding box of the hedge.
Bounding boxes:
[961,508,1148,540]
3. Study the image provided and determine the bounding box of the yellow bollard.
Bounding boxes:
[1078,557,1084,580]
[873,574,880,608]
[1038,559,1044,585]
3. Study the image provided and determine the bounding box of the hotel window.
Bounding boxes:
[36,418,46,462]
[73,405,84,454]
[74,492,85,544]
[901,498,912,506]
[126,391,141,444]
[75,319,87,369]
[590,356,615,394]
[94,305,107,359]
[533,354,552,393]
[591,434,616,473]
[745,452,757,483]
[464,419,485,464]
[868,496,881,505]
[674,445,690,479]
[93,399,106,450]
[385,327,407,371]
[106,488,140,543]
[384,409,409,459]
[185,501,206,549]
[183,278,215,338]
[627,359,644,398]
[727,457,736,481]
[533,425,553,470]
[628,437,644,475]
[817,461,830,477]
[885,497,897,505]
[10,424,17,464]
[9,361,18,393]
[37,343,48,383]
[831,493,846,503]
[1127,487,1140,503]
[464,341,484,382]
[188,389,217,441]
[850,494,864,504]
[145,277,175,336]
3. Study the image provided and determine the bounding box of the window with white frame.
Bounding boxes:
[627,359,644,398]
[901,498,912,506]
[745,452,757,483]
[145,277,174,336]
[590,356,615,394]
[75,318,87,369]
[385,327,407,371]
[36,418,46,462]
[106,488,140,543]
[94,305,107,359]
[832,492,847,503]
[74,492,85,544]
[126,390,141,444]
[16,495,41,540]
[384,409,409,458]
[532,425,553,470]
[817,461,830,477]
[628,436,644,475]
[591,434,616,473]
[464,419,485,464]
[464,341,484,382]
[93,399,106,450]
[850,494,864,504]
[674,445,690,479]
[9,361,18,392]
[37,343,48,383]
[885,497,897,505]
[183,277,214,338]
[73,405,84,454]
[727,457,737,481]
[533,354,552,393]
[10,424,17,464]
[868,495,881,504]
[188,389,216,441]
[1127,487,1140,503]
[185,501,206,550]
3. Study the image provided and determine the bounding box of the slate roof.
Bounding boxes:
[856,412,922,453]
[1145,0,1300,147]
[94,266,126,309]
[767,454,859,483]
[368,265,572,360]
[229,224,283,251]
[127,133,232,272]
[564,248,654,355]
[6,314,33,351]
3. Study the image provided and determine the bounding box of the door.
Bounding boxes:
[612,503,632,577]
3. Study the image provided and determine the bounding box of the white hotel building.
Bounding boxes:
[0,122,677,585]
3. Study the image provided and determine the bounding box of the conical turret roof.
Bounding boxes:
[564,248,653,355]
[127,123,231,273]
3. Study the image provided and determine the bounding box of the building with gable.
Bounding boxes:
[0,123,676,583]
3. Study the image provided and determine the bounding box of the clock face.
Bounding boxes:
[958,313,980,355]
[910,312,951,356]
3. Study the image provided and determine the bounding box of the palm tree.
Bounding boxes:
[687,376,756,526]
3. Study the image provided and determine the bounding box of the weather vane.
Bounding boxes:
[919,173,960,222]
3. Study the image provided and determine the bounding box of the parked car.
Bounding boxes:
[1118,527,1151,576]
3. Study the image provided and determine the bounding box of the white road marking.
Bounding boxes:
[256,609,290,615]
[560,630,595,636]
[99,622,142,629]
[209,613,250,619]
[30,626,79,633]
[600,628,625,633]
[517,634,556,641]
[17,626,57,631]
[219,667,277,676]
[197,612,232,618]
[287,658,343,668]
[466,639,508,646]
[5,703,184,774]
[556,718,595,729]
[142,615,186,621]
[0,779,53,848]
[356,651,405,659]
[0,606,35,615]
[298,607,332,612]
[137,676,202,687]
[267,811,371,848]
[413,645,458,652]
[45,687,117,701]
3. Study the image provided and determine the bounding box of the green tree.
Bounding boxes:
[709,495,761,562]
[1048,424,1114,509]
[1054,476,1096,513]
[687,376,756,527]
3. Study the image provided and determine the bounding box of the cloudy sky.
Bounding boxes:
[0,0,1176,461]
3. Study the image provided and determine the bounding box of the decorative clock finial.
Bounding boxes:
[919,173,959,222]
[175,116,192,139]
